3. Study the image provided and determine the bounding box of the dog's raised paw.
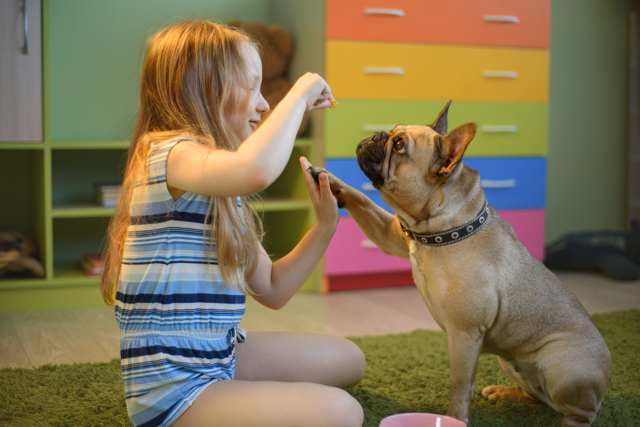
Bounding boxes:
[307,166,329,185]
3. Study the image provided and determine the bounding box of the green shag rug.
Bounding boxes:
[1,310,639,427]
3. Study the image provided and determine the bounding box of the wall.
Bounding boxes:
[48,0,271,141]
[547,0,630,242]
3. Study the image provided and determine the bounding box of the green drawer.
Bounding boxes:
[325,101,548,158]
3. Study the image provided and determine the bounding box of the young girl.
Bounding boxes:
[100,20,365,427]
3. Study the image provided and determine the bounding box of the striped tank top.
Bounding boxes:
[115,138,246,427]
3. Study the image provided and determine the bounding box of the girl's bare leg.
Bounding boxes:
[171,332,366,427]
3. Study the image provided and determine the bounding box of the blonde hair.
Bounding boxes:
[100,20,264,305]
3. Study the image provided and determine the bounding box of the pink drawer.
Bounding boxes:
[325,217,411,275]
[497,209,545,260]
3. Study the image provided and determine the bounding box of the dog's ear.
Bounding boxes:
[437,122,477,176]
[430,99,452,135]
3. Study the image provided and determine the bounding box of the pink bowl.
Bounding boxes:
[379,413,466,427]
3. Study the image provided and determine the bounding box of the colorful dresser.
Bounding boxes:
[321,0,551,291]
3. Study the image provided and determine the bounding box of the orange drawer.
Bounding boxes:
[326,0,550,49]
[326,41,549,103]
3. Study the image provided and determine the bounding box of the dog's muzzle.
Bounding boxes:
[356,132,389,187]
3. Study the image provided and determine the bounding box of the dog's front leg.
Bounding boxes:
[309,166,410,259]
[445,329,484,425]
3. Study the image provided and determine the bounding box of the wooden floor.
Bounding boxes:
[1,270,639,370]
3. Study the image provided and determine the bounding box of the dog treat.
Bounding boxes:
[330,100,338,109]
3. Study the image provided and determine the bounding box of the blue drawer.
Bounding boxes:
[325,157,546,216]
[465,157,546,209]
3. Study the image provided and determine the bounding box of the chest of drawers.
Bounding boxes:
[277,0,551,291]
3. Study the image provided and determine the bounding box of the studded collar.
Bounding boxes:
[400,200,490,247]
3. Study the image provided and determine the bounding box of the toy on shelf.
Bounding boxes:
[77,253,104,276]
[0,229,45,278]
[227,19,309,136]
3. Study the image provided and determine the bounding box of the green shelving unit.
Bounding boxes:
[0,0,321,313]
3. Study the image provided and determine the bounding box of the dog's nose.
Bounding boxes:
[372,132,388,142]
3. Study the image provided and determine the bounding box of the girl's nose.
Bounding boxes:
[258,93,270,114]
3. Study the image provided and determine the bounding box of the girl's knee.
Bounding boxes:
[327,389,364,427]
[340,339,366,387]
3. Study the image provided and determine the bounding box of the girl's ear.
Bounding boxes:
[437,122,477,176]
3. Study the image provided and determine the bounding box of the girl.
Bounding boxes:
[100,20,365,427]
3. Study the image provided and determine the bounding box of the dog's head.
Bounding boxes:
[356,100,477,221]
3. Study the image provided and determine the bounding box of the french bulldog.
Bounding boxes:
[310,101,611,426]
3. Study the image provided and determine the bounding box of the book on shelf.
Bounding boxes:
[94,182,122,208]
[77,253,104,276]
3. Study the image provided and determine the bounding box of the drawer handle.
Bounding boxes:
[481,125,518,133]
[481,179,516,189]
[364,8,405,17]
[361,183,376,191]
[360,239,379,249]
[364,67,405,75]
[22,0,29,55]
[362,124,396,132]
[483,71,518,79]
[483,15,520,23]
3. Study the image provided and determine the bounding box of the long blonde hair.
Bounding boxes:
[100,20,264,305]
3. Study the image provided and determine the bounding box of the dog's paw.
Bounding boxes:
[481,385,540,404]
[307,166,349,209]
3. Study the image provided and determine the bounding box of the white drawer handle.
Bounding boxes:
[360,239,379,249]
[483,15,520,23]
[362,124,397,132]
[364,67,405,75]
[481,125,518,133]
[361,183,376,191]
[481,179,516,189]
[483,71,518,79]
[364,8,405,17]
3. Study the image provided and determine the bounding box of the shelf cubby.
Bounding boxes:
[0,150,47,285]
[51,149,126,209]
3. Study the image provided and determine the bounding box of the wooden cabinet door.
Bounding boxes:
[0,0,42,142]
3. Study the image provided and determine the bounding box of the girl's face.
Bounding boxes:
[227,43,270,141]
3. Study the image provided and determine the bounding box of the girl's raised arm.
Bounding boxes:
[167,73,334,198]
[247,157,339,309]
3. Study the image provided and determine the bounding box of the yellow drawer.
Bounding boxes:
[325,100,548,158]
[326,41,549,103]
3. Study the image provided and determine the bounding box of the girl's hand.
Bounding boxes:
[290,73,336,111]
[300,156,339,231]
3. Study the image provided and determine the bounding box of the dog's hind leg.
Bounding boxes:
[541,332,610,426]
[545,367,608,427]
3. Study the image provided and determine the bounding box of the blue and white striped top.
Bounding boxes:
[115,138,247,427]
[115,138,246,335]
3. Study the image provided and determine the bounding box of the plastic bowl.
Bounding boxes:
[379,413,466,427]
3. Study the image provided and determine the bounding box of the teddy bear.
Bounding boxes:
[0,229,45,278]
[227,19,309,136]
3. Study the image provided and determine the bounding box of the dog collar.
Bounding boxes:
[401,200,490,247]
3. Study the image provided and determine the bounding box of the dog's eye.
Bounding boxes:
[394,139,405,151]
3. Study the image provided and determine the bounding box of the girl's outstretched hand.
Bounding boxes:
[300,156,339,231]
[291,73,336,111]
